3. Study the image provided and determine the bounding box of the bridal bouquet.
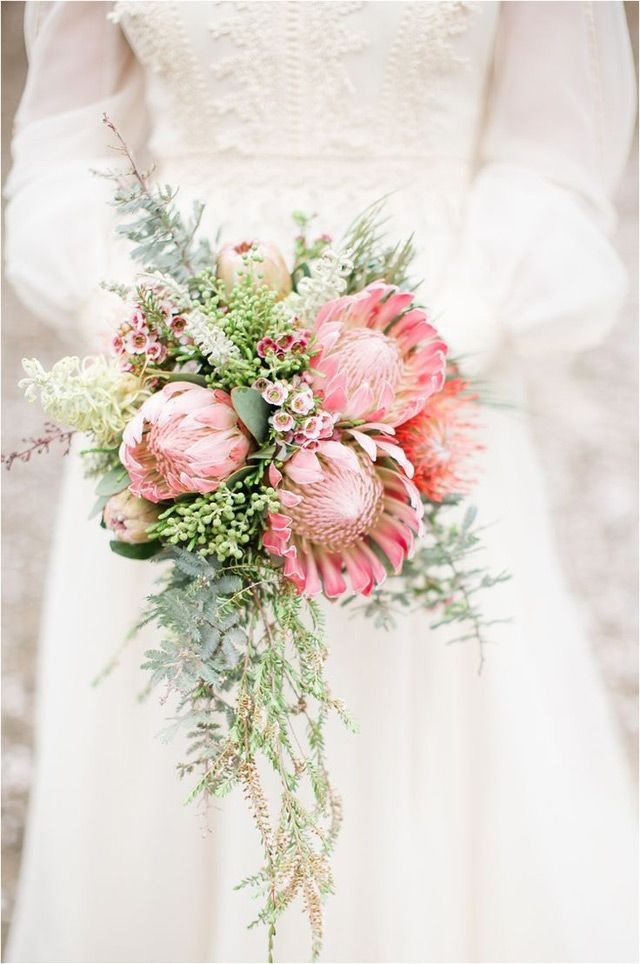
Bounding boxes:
[12,118,504,961]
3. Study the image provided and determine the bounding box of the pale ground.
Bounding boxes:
[1,1,638,952]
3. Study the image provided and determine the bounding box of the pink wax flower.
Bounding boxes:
[257,336,278,358]
[112,334,125,355]
[289,390,314,415]
[253,376,272,393]
[146,341,168,364]
[271,410,295,433]
[311,282,447,426]
[169,315,188,335]
[124,330,150,355]
[120,383,252,503]
[263,445,422,598]
[291,330,311,353]
[262,382,289,406]
[302,416,323,439]
[276,333,296,351]
[130,308,147,331]
[317,411,336,437]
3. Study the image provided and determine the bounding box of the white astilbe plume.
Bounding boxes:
[186,308,240,367]
[20,356,150,446]
[284,247,353,324]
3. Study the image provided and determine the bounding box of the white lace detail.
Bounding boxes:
[114,0,477,159]
[381,1,477,147]
[114,1,216,150]
[207,1,370,155]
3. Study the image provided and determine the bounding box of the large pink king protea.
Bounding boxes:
[120,382,252,502]
[310,282,448,426]
[263,446,423,598]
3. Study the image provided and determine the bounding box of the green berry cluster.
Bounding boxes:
[151,482,280,561]
[191,271,311,389]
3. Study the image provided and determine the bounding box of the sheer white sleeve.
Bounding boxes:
[4,1,149,348]
[434,1,636,370]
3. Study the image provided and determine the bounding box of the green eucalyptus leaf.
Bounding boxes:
[231,387,270,444]
[109,539,162,560]
[96,466,130,498]
[165,372,208,387]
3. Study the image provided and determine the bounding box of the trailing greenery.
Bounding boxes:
[138,549,352,961]
[347,497,510,673]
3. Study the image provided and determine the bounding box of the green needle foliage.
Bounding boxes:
[138,549,353,962]
[341,198,417,293]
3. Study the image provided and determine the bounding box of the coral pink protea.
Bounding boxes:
[310,282,447,426]
[263,446,422,598]
[120,382,252,502]
[394,377,483,502]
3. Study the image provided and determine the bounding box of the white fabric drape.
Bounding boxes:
[5,3,638,962]
[433,1,636,370]
[5,0,148,345]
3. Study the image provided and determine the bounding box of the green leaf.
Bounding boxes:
[96,466,130,497]
[226,465,256,488]
[90,493,110,519]
[165,372,208,387]
[231,387,270,444]
[109,539,162,560]
[248,444,276,462]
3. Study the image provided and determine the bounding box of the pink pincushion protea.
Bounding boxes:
[120,382,252,503]
[395,376,483,502]
[310,282,447,427]
[263,447,422,598]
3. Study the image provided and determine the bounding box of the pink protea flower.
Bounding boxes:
[263,446,422,598]
[395,376,484,502]
[310,282,447,426]
[120,383,252,502]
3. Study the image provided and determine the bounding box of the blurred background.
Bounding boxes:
[1,0,638,952]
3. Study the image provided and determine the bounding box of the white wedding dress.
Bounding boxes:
[5,3,638,962]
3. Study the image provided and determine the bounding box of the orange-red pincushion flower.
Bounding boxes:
[395,377,484,502]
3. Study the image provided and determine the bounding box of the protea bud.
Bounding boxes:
[103,489,161,543]
[217,240,292,301]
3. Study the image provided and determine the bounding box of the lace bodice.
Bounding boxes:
[6,1,635,370]
[113,1,496,165]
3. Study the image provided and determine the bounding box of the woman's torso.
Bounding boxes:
[113,1,500,298]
